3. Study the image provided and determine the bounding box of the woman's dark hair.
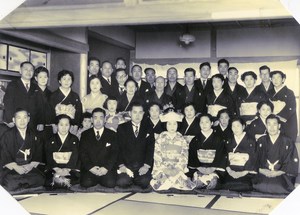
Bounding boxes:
[57,70,74,83]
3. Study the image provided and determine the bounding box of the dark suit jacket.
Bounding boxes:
[194,78,213,95]
[3,79,37,123]
[137,80,152,98]
[117,92,143,112]
[117,121,155,170]
[100,75,119,98]
[80,128,118,172]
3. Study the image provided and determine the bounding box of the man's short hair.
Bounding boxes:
[115,68,127,76]
[34,66,49,77]
[14,108,30,117]
[88,57,100,65]
[200,62,211,70]
[266,114,281,125]
[116,57,126,64]
[218,58,229,67]
[259,65,270,73]
[129,102,144,111]
[228,67,239,74]
[131,65,142,72]
[101,60,113,68]
[184,68,196,76]
[167,67,178,74]
[20,61,34,69]
[144,67,156,75]
[55,114,72,124]
[92,108,106,117]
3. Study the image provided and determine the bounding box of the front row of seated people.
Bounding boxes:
[0,102,298,195]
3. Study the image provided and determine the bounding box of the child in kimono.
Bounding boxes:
[222,118,257,191]
[76,112,92,140]
[206,74,235,122]
[50,70,82,135]
[237,71,267,125]
[81,75,108,113]
[253,114,298,194]
[150,110,196,191]
[0,109,45,191]
[44,114,80,189]
[178,103,200,137]
[213,109,232,142]
[104,97,127,132]
[188,114,227,189]
[269,70,297,143]
[246,101,273,141]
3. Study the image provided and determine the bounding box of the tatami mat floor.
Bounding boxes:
[15,192,284,215]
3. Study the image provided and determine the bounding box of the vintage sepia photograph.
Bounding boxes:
[0,0,300,214]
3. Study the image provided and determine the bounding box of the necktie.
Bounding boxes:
[25,83,29,92]
[120,87,124,94]
[133,124,139,137]
[96,130,100,141]
[107,77,111,85]
[202,80,206,88]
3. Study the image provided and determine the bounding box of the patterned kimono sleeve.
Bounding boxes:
[153,137,164,170]
[177,137,189,172]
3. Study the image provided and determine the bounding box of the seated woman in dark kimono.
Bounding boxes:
[178,102,200,137]
[0,109,44,191]
[237,71,267,125]
[253,114,299,194]
[206,74,235,122]
[222,118,257,191]
[188,114,227,190]
[269,70,298,143]
[117,79,143,113]
[144,102,164,138]
[50,70,82,135]
[213,109,232,141]
[44,114,80,189]
[246,101,273,141]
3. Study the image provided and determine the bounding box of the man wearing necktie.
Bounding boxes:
[80,108,119,188]
[115,68,129,99]
[99,61,119,98]
[116,102,155,189]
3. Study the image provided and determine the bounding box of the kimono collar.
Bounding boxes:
[220,124,228,131]
[58,132,68,144]
[246,87,255,95]
[262,82,271,91]
[274,85,285,94]
[59,87,71,97]
[213,89,223,97]
[228,83,236,91]
[201,129,213,140]
[259,116,267,126]
[150,118,160,126]
[234,132,246,145]
[17,128,27,140]
[186,117,195,126]
[269,133,280,144]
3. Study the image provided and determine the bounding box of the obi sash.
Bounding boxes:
[53,152,72,164]
[239,102,258,116]
[197,149,216,163]
[228,152,249,166]
[207,105,227,117]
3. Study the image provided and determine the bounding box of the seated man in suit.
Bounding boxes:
[131,65,152,98]
[116,102,155,189]
[0,108,44,191]
[79,108,119,188]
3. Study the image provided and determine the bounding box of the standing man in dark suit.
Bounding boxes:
[195,62,213,95]
[115,68,129,100]
[3,61,37,127]
[87,57,101,94]
[131,65,152,98]
[218,58,230,85]
[116,102,155,189]
[100,61,119,98]
[79,108,118,188]
[255,65,274,98]
[164,67,183,97]
[173,68,206,114]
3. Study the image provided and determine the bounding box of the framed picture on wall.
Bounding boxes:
[8,45,30,72]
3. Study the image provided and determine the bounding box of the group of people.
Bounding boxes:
[0,57,298,195]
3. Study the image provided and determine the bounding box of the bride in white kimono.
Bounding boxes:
[150,109,196,191]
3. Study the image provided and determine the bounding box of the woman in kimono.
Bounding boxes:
[144,102,164,137]
[206,74,236,122]
[253,114,298,194]
[246,101,273,141]
[150,109,196,191]
[269,70,297,143]
[81,75,108,113]
[178,103,200,137]
[50,70,82,135]
[188,114,227,190]
[222,118,257,191]
[44,114,80,189]
[213,109,232,142]
[103,96,127,132]
[237,71,267,125]
[117,79,143,113]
